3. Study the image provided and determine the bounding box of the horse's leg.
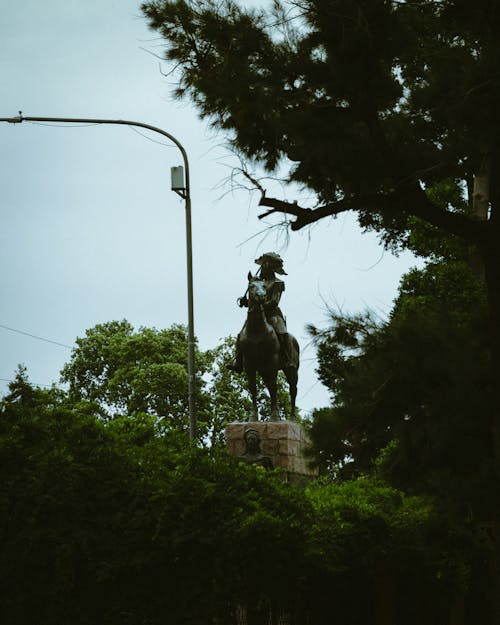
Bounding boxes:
[270,377,278,421]
[247,368,258,421]
[284,366,298,420]
[262,368,279,422]
[286,337,300,420]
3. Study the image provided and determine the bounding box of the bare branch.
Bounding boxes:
[139,46,165,61]
[258,194,371,227]
[239,168,266,196]
[258,186,490,244]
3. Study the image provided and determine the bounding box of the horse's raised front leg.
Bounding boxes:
[247,369,258,422]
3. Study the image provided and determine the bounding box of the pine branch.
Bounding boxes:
[258,186,490,244]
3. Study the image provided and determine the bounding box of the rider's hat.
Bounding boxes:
[254,252,287,275]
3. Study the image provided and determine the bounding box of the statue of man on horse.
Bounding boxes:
[229,252,299,421]
[229,252,292,372]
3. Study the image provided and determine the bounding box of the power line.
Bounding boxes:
[27,121,101,128]
[0,324,72,349]
[127,124,178,148]
[0,377,64,389]
[298,379,321,401]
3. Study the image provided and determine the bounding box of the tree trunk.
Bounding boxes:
[483,244,500,452]
[473,156,491,220]
[483,154,500,625]
[469,155,491,279]
[484,154,500,458]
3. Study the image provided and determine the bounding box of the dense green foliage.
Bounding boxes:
[304,235,500,621]
[60,322,293,443]
[2,370,464,625]
[60,321,209,429]
[140,0,500,238]
[2,291,499,623]
[9,5,500,614]
[141,0,499,196]
[308,247,495,504]
[4,2,500,621]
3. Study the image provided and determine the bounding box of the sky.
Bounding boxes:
[0,0,422,415]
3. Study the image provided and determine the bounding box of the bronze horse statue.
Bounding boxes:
[239,273,300,421]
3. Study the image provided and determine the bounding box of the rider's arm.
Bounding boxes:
[264,281,284,311]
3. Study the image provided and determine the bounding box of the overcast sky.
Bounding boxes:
[0,0,421,414]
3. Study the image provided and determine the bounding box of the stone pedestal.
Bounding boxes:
[225,420,318,478]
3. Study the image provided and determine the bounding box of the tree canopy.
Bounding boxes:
[2,370,466,625]
[60,320,209,429]
[59,321,295,443]
[2,303,498,622]
[141,0,500,451]
[141,0,498,232]
[308,258,493,502]
[301,230,500,621]
[4,3,500,617]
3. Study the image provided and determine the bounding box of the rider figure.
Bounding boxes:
[228,252,291,373]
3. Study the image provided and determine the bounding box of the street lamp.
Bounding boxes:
[170,164,196,440]
[0,112,197,440]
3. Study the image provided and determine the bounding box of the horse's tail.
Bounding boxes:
[281,333,300,371]
[291,335,300,370]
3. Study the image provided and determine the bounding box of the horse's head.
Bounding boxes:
[247,271,267,305]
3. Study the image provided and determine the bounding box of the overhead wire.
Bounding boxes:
[26,121,101,128]
[127,124,178,148]
[0,377,63,389]
[23,120,179,148]
[0,324,72,349]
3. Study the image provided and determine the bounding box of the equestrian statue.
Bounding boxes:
[228,252,300,421]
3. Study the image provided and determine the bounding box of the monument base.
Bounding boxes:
[225,420,318,478]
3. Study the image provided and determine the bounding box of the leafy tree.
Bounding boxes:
[307,181,488,487]
[304,476,450,625]
[60,320,212,434]
[2,371,495,624]
[141,0,500,454]
[60,323,297,444]
[0,372,308,625]
[308,258,493,502]
[305,254,500,622]
[0,371,151,625]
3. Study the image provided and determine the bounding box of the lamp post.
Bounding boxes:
[0,112,197,440]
